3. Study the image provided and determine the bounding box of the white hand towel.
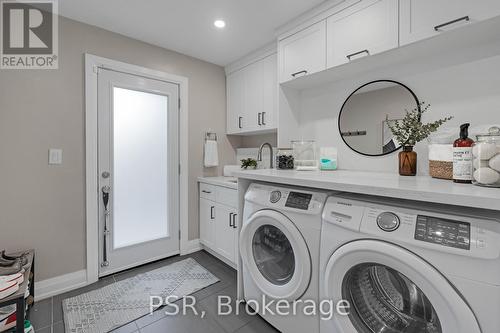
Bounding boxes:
[204,140,219,167]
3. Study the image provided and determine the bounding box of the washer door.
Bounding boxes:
[324,240,480,333]
[240,209,311,300]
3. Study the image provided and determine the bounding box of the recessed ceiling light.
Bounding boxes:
[214,20,226,29]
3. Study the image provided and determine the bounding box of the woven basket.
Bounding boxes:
[429,160,453,180]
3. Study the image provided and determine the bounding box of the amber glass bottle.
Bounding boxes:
[453,123,474,183]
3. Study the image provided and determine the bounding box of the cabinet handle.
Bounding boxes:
[232,214,237,229]
[434,16,470,31]
[210,206,215,219]
[346,49,370,60]
[229,213,234,227]
[202,190,212,194]
[261,112,266,126]
[238,116,242,129]
[258,113,262,126]
[291,70,308,78]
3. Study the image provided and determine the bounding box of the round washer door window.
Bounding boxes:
[323,240,481,333]
[240,209,311,300]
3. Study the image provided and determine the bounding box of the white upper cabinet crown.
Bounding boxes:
[278,21,327,83]
[226,53,277,135]
[400,0,500,45]
[327,0,398,68]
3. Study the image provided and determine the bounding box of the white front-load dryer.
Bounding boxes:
[319,194,500,333]
[240,183,328,333]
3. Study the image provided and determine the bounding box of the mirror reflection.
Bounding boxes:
[339,81,420,156]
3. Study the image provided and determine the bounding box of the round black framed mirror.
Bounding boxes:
[338,80,420,157]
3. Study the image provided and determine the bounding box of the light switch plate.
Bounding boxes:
[48,149,63,165]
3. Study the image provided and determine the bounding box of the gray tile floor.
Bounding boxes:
[28,250,279,333]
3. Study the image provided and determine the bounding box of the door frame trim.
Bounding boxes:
[84,54,189,284]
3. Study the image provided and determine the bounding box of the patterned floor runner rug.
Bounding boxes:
[62,258,219,333]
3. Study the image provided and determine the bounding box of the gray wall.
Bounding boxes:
[0,17,236,281]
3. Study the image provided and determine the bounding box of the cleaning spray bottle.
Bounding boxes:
[453,123,474,183]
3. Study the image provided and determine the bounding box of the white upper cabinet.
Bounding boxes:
[278,21,327,83]
[327,0,398,68]
[226,53,277,135]
[226,69,245,134]
[400,0,500,45]
[261,54,278,129]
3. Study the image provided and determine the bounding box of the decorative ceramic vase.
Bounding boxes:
[399,146,417,176]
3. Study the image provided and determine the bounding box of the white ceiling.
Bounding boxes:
[59,0,326,66]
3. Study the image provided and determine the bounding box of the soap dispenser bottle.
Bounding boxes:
[453,123,474,183]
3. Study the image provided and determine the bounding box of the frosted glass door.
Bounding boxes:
[98,69,180,277]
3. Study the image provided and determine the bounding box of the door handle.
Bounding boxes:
[434,16,470,31]
[261,112,266,126]
[202,190,212,194]
[210,206,215,219]
[232,213,237,228]
[291,70,308,78]
[101,186,110,267]
[346,49,370,61]
[229,213,234,227]
[238,116,243,129]
[258,113,262,126]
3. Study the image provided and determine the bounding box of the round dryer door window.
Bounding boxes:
[323,240,481,333]
[240,209,311,300]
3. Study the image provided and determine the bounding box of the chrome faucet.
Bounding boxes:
[257,142,274,169]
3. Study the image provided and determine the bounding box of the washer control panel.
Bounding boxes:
[377,212,400,232]
[285,192,313,210]
[414,215,470,250]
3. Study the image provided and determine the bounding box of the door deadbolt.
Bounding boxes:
[102,171,110,178]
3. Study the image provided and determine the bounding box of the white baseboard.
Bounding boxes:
[36,269,87,301]
[180,239,201,255]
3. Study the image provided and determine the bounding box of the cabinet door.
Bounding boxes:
[278,20,327,83]
[243,62,262,132]
[261,54,278,130]
[215,205,237,263]
[226,69,245,134]
[400,0,500,45]
[327,0,398,68]
[199,198,216,248]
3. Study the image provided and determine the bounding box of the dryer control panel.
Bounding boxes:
[414,215,470,250]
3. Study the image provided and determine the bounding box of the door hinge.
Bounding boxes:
[93,65,101,74]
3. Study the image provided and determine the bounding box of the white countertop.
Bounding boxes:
[233,169,500,211]
[198,176,238,190]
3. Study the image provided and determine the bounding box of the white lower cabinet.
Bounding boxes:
[327,0,398,68]
[199,183,238,265]
[400,0,500,45]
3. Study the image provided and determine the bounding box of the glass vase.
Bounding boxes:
[399,146,417,176]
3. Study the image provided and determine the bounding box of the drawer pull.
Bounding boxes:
[229,213,234,227]
[201,190,212,194]
[261,112,266,126]
[210,206,215,219]
[258,113,262,126]
[434,16,470,31]
[347,49,370,60]
[291,70,308,78]
[238,116,243,129]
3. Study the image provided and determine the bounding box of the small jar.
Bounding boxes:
[472,126,500,187]
[276,148,294,170]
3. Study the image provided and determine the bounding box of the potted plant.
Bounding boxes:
[387,103,452,176]
[240,158,258,170]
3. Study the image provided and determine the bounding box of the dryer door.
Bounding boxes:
[240,209,311,300]
[323,240,480,333]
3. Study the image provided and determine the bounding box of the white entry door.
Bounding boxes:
[97,68,180,277]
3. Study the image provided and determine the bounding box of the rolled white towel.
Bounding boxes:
[428,144,453,162]
[204,140,219,167]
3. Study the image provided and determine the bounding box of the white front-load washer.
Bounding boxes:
[319,193,500,333]
[240,183,328,333]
